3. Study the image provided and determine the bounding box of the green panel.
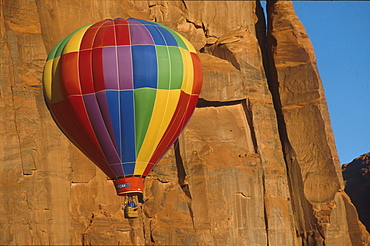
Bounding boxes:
[134,88,157,155]
[156,46,184,90]
[168,47,183,89]
[156,46,171,89]
[47,38,66,60]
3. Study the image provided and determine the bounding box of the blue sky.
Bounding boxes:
[48,2,368,165]
[280,2,370,164]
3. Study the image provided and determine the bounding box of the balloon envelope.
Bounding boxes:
[43,18,202,195]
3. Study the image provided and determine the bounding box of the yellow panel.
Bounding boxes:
[178,34,197,53]
[43,59,54,103]
[62,25,91,54]
[134,90,181,175]
[180,49,194,95]
[133,162,147,176]
[43,57,65,104]
[51,56,65,103]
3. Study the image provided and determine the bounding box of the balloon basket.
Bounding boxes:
[124,206,139,218]
[122,194,146,219]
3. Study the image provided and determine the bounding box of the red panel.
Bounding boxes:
[142,164,155,177]
[94,21,115,47]
[191,53,203,95]
[80,20,108,50]
[103,24,116,46]
[91,47,105,91]
[60,52,81,96]
[92,21,110,47]
[168,94,199,147]
[113,18,128,25]
[49,99,115,178]
[114,18,130,46]
[79,49,95,94]
[67,95,116,177]
[183,95,199,125]
[79,23,105,95]
[68,96,93,136]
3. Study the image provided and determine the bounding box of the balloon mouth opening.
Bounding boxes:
[114,176,145,196]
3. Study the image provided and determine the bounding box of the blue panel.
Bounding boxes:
[122,162,135,175]
[128,18,146,23]
[129,19,166,45]
[119,90,137,165]
[129,18,178,46]
[157,26,178,47]
[132,45,158,89]
[106,91,121,155]
[145,25,166,45]
[128,18,152,26]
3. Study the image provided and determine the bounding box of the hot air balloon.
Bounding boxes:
[43,18,202,198]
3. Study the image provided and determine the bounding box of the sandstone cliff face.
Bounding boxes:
[343,153,370,234]
[0,0,368,245]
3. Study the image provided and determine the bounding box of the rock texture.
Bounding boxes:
[343,153,370,234]
[266,2,368,245]
[0,0,368,245]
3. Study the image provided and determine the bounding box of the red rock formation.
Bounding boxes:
[0,0,368,245]
[266,1,368,245]
[343,153,370,233]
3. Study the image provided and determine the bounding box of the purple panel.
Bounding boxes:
[117,46,133,89]
[110,164,124,177]
[128,20,154,45]
[96,91,118,149]
[102,46,119,89]
[83,94,121,165]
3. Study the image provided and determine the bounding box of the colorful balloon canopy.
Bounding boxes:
[43,18,202,195]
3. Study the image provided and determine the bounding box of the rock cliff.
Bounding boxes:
[0,0,368,245]
[343,153,370,234]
